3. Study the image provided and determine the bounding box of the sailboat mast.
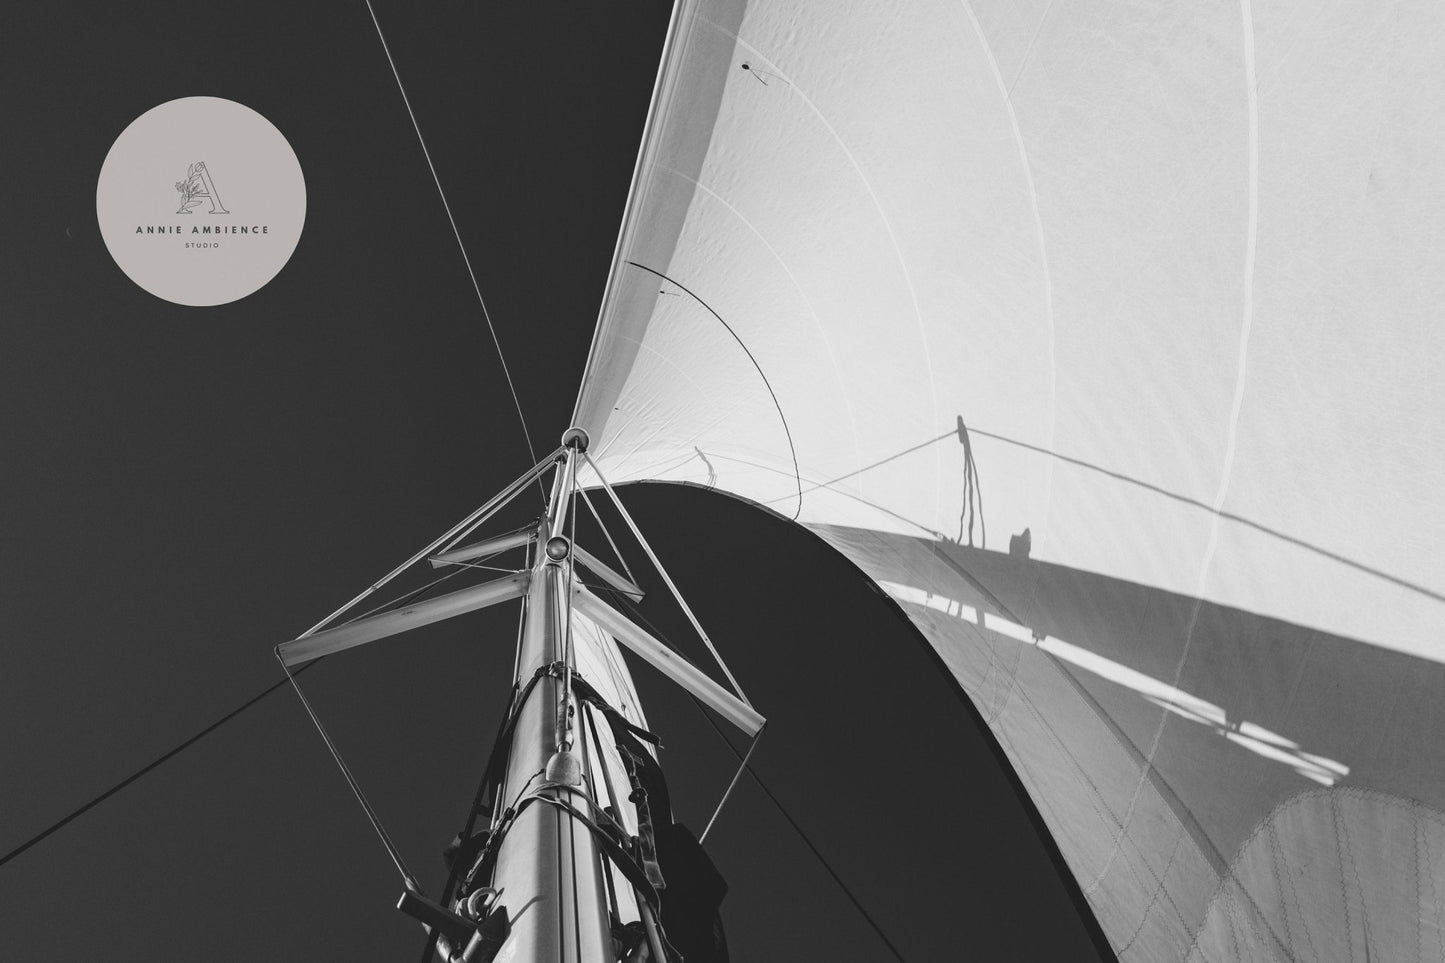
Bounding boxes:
[275,428,749,960]
[485,437,614,961]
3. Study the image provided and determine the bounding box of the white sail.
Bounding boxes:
[573,0,1445,959]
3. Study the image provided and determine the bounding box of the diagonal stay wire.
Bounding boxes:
[598,588,909,963]
[277,652,418,888]
[578,483,639,588]
[0,661,319,872]
[362,0,541,489]
[699,724,763,843]
[789,428,955,502]
[691,704,909,963]
[0,509,537,876]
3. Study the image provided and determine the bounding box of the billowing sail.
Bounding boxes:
[572,0,1445,959]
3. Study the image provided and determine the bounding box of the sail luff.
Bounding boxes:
[570,0,694,431]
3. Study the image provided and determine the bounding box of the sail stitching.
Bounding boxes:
[1099,0,1264,914]
[957,0,1059,563]
[659,165,868,491]
[1264,820,1305,960]
[696,16,947,531]
[1175,787,1442,961]
[1115,825,1189,955]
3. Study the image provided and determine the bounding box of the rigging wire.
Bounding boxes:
[699,724,764,843]
[347,558,476,623]
[300,450,558,642]
[579,703,625,923]
[599,589,910,963]
[0,528,525,878]
[277,650,419,888]
[584,451,753,706]
[625,260,804,520]
[0,662,318,872]
[578,482,640,588]
[361,0,541,487]
[691,705,909,963]
[787,428,956,502]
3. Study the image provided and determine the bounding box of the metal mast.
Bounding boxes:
[484,434,614,962]
[276,428,761,962]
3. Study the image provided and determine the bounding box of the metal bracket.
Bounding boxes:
[276,573,530,666]
[574,586,765,736]
[428,529,536,569]
[397,889,511,963]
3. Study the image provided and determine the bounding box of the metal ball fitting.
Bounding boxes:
[560,426,590,452]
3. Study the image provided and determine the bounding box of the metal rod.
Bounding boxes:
[638,900,668,963]
[298,447,560,640]
[583,452,753,706]
[579,702,624,924]
[275,651,418,888]
[561,451,579,752]
[428,529,535,568]
[577,483,640,587]
[574,587,764,736]
[547,447,577,543]
[573,544,644,600]
[277,573,530,667]
[701,726,765,843]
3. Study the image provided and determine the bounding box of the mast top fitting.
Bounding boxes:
[561,426,590,452]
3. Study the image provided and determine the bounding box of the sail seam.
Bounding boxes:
[697,17,946,528]
[659,165,867,493]
[1089,0,1261,890]
[958,0,1060,544]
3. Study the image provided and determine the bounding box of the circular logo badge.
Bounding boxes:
[96,97,305,306]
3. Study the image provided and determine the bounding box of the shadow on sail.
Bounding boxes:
[814,523,1445,961]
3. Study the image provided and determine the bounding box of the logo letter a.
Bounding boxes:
[175,161,230,215]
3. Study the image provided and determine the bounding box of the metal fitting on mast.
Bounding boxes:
[545,535,572,562]
[561,426,590,452]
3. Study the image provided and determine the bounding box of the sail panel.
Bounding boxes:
[573,0,1445,958]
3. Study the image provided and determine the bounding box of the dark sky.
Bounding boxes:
[1,2,1106,959]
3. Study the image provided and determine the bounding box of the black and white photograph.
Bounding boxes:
[2,1,1441,960]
